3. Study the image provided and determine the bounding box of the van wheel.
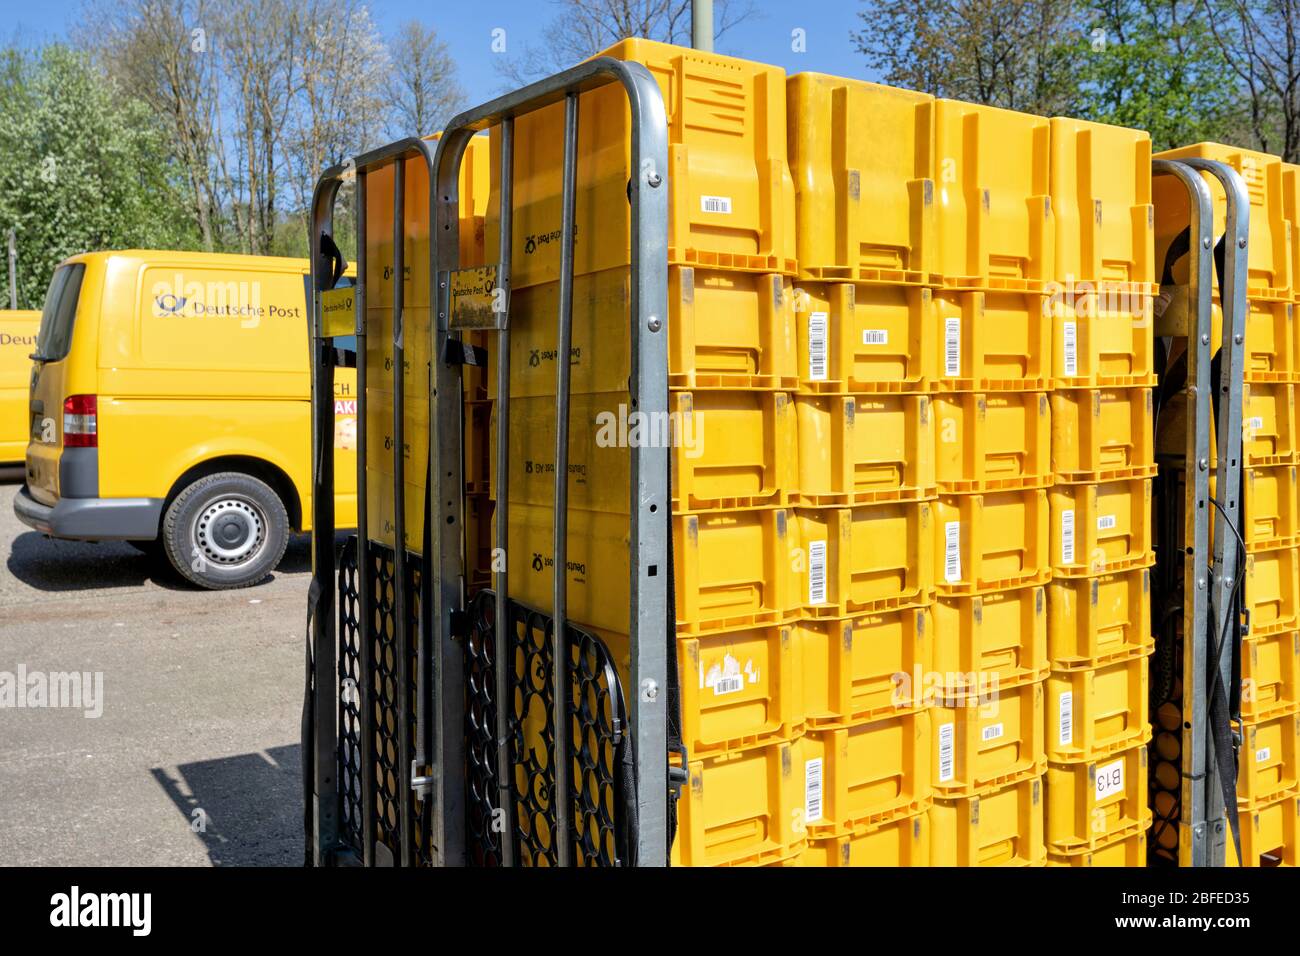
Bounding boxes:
[162,472,289,589]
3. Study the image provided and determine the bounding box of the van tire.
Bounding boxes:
[162,472,289,589]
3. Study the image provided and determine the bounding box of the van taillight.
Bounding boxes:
[63,395,97,447]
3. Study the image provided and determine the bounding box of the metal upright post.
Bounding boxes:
[354,170,376,867]
[493,117,518,868]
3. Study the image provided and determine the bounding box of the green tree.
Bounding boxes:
[0,44,198,308]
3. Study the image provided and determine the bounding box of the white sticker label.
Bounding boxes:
[1256,747,1272,764]
[938,722,955,782]
[1249,416,1265,435]
[1098,514,1117,531]
[943,521,962,583]
[1095,757,1124,800]
[862,329,888,345]
[1063,320,1078,377]
[1061,508,1076,565]
[808,539,828,606]
[808,311,828,382]
[804,758,823,823]
[981,722,1004,742]
[701,195,732,214]
[712,675,744,696]
[944,318,961,376]
[1059,691,1074,746]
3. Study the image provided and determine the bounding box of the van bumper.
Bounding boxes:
[13,485,163,541]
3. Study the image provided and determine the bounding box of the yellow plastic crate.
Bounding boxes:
[932,681,1046,797]
[934,99,1052,290]
[1045,743,1151,854]
[1242,298,1299,383]
[932,289,1052,390]
[461,329,490,402]
[1047,656,1148,762]
[1285,162,1300,304]
[676,507,802,636]
[1049,478,1153,576]
[491,389,797,513]
[932,585,1048,695]
[786,73,936,284]
[796,502,934,618]
[1050,117,1154,287]
[1238,792,1299,867]
[1245,546,1300,637]
[464,492,493,589]
[1049,286,1156,388]
[1047,567,1153,669]
[487,266,798,396]
[365,476,426,555]
[1242,631,1300,723]
[1156,143,1292,301]
[672,740,803,867]
[794,394,935,505]
[1048,829,1147,867]
[488,38,797,289]
[1051,387,1156,482]
[463,400,491,496]
[934,489,1051,595]
[933,391,1051,493]
[800,711,931,834]
[1244,382,1298,466]
[1238,713,1300,807]
[799,812,930,867]
[678,624,800,756]
[930,777,1045,867]
[364,387,429,485]
[797,607,934,726]
[364,306,433,407]
[794,283,934,393]
[1245,465,1300,551]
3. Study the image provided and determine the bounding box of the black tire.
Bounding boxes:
[161,472,289,589]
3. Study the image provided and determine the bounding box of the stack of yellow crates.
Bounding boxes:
[1155,143,1300,867]
[1045,119,1157,867]
[484,39,807,867]
[924,99,1055,866]
[783,75,938,867]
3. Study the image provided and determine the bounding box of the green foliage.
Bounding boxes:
[0,45,199,309]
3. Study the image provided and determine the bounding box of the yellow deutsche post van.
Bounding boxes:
[0,309,41,465]
[13,250,358,588]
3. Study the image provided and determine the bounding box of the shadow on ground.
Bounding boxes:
[152,743,303,867]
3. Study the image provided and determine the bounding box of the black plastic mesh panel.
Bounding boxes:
[464,589,629,867]
[337,537,364,853]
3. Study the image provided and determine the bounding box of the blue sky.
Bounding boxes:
[8,0,877,103]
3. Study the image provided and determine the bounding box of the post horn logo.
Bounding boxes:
[154,293,187,316]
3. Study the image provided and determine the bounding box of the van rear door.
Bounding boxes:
[26,263,87,504]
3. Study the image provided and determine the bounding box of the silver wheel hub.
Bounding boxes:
[194,496,265,566]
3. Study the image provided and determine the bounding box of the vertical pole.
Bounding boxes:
[355,170,376,867]
[392,158,413,867]
[7,229,15,310]
[551,92,579,867]
[692,0,714,52]
[494,117,518,867]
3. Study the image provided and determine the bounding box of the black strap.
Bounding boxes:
[664,452,686,862]
[318,232,347,289]
[302,576,322,867]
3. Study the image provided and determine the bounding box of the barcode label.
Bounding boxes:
[862,329,888,345]
[943,521,961,583]
[804,758,823,823]
[944,318,961,376]
[1095,757,1124,800]
[981,722,1004,742]
[808,312,829,381]
[701,195,732,214]
[938,723,955,782]
[1061,509,1075,565]
[1058,692,1074,745]
[712,675,744,697]
[1098,514,1117,531]
[808,539,828,606]
[1256,747,1272,764]
[1063,320,1078,377]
